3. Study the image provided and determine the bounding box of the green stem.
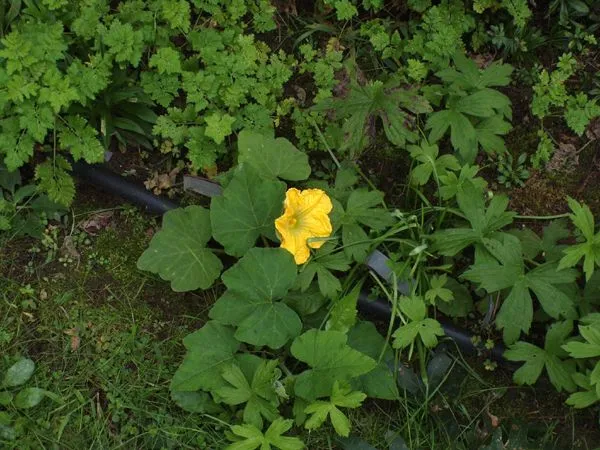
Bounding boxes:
[379,273,399,363]
[514,213,570,220]
[309,117,341,170]
[417,339,428,386]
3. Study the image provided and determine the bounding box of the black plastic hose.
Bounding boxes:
[72,161,178,215]
[72,161,510,366]
[357,292,509,365]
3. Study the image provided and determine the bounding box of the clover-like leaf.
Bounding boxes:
[291,329,376,401]
[424,274,454,305]
[408,142,460,186]
[392,296,445,350]
[209,248,301,349]
[137,206,223,292]
[238,130,311,181]
[210,166,286,256]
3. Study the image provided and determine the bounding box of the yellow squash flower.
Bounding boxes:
[275,188,333,264]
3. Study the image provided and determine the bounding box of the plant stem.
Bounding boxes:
[514,213,570,220]
[309,117,341,169]
[417,340,428,386]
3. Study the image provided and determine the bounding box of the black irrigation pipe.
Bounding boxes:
[72,160,178,215]
[72,161,512,368]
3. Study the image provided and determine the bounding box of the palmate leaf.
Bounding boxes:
[504,321,576,392]
[438,164,487,200]
[437,51,513,90]
[210,165,286,256]
[226,417,304,450]
[313,79,430,154]
[426,109,477,162]
[427,52,513,162]
[558,197,600,281]
[137,206,223,292]
[509,219,571,262]
[566,372,600,409]
[238,130,311,181]
[295,243,351,299]
[562,323,600,359]
[431,180,515,263]
[209,248,301,349]
[304,381,366,437]
[408,142,460,186]
[542,219,570,262]
[463,235,579,344]
[337,188,394,262]
[291,329,376,401]
[171,321,240,392]
[216,360,280,429]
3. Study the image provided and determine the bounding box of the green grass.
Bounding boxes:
[0,207,226,449]
[1,207,599,449]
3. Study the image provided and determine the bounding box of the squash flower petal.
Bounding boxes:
[275,188,333,264]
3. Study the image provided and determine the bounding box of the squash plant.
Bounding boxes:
[138,131,600,446]
[136,129,435,445]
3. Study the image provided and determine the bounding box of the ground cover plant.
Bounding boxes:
[2,0,600,448]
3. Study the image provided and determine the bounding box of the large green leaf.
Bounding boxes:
[137,206,222,292]
[431,180,515,263]
[504,321,576,392]
[558,197,600,281]
[209,248,301,349]
[217,359,280,429]
[226,417,304,450]
[238,130,311,181]
[347,322,399,400]
[170,321,240,392]
[170,390,221,414]
[463,235,578,344]
[210,166,286,256]
[291,329,376,401]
